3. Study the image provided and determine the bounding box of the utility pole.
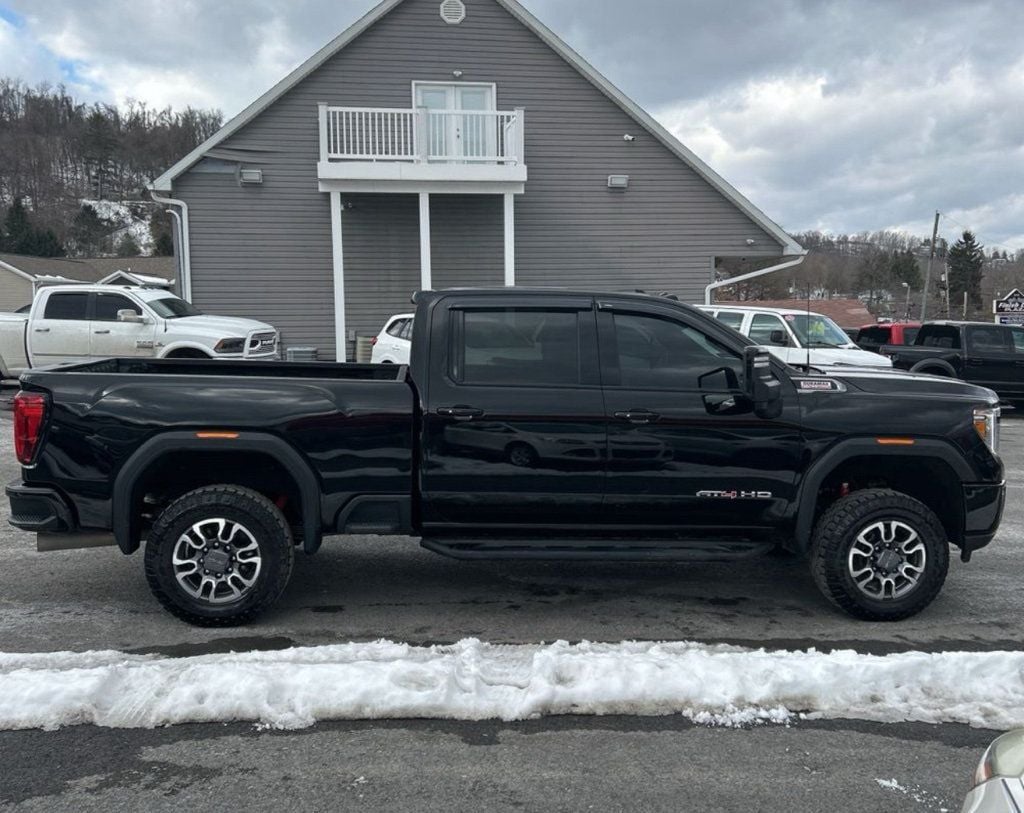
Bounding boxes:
[920,211,940,321]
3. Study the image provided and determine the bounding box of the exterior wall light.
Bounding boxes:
[608,175,630,189]
[239,169,264,185]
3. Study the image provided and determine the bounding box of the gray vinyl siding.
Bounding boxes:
[0,272,32,312]
[430,195,504,291]
[341,194,420,344]
[174,0,786,360]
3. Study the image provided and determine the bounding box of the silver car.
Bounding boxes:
[963,730,1024,812]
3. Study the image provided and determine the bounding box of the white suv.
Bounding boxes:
[699,305,892,368]
[371,314,414,364]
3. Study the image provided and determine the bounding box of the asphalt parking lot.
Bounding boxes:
[1,403,1021,811]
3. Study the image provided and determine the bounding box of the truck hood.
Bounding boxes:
[164,315,276,338]
[812,346,893,368]
[823,366,1000,405]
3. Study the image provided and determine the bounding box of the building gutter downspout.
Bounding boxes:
[704,253,808,305]
[148,190,192,301]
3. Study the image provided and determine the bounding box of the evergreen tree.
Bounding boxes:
[32,228,66,258]
[947,230,985,309]
[1,198,32,252]
[70,204,111,255]
[150,208,175,256]
[889,249,922,289]
[115,232,141,257]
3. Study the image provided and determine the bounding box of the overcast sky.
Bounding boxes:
[2,0,1022,250]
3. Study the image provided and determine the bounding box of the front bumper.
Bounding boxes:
[6,481,75,532]
[961,481,1006,559]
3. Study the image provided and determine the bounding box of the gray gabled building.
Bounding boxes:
[150,0,803,361]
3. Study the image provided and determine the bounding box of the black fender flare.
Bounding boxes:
[113,431,323,555]
[793,437,974,551]
[909,358,958,377]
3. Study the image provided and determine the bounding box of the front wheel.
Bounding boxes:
[144,485,294,626]
[810,489,949,621]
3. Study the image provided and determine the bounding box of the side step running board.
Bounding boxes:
[421,538,774,562]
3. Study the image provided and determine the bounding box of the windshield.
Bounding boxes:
[785,314,851,348]
[147,295,203,319]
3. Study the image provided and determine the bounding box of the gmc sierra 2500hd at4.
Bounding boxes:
[7,289,1005,626]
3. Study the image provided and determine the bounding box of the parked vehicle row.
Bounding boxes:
[0,285,279,379]
[372,304,894,371]
[882,321,1024,404]
[855,321,921,354]
[8,288,1004,627]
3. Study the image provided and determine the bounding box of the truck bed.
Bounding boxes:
[18,357,417,545]
[54,357,407,381]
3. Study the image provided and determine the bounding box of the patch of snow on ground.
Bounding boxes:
[2,639,1024,732]
[875,777,952,810]
[82,199,155,255]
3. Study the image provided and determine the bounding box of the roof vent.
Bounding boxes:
[440,0,466,24]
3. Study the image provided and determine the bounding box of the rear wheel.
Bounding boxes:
[144,485,294,626]
[810,489,949,621]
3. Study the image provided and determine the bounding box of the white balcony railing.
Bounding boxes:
[319,105,525,166]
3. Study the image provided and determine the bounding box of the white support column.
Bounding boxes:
[503,192,516,287]
[419,192,432,291]
[330,192,347,361]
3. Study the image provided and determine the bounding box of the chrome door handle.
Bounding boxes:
[33,328,50,333]
[94,330,111,335]
[615,410,661,425]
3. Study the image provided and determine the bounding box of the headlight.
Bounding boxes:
[971,730,1024,789]
[214,338,245,354]
[973,406,1000,453]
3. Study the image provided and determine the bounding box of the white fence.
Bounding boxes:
[320,105,525,165]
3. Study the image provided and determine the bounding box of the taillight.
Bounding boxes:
[13,391,48,465]
[371,337,378,346]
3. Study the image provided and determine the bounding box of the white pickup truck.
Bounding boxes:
[0,285,279,379]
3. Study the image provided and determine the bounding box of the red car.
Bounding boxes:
[855,322,922,354]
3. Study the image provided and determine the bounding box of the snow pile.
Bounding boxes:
[82,199,155,254]
[1,639,1024,731]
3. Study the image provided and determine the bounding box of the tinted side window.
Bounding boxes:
[967,326,1010,353]
[1010,328,1024,353]
[857,327,889,345]
[456,309,579,386]
[94,293,142,321]
[386,319,406,338]
[42,293,88,320]
[748,314,787,345]
[612,312,740,390]
[902,328,920,345]
[715,312,744,331]
[399,320,414,341]
[918,326,962,349]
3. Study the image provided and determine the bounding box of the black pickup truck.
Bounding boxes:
[7,289,1005,626]
[882,321,1024,403]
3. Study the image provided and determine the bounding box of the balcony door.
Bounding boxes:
[414,83,495,161]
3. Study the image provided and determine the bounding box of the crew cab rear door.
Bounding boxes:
[420,295,605,528]
[596,300,802,529]
[28,290,92,366]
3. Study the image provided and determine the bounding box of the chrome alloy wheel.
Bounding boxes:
[172,518,263,604]
[847,520,927,600]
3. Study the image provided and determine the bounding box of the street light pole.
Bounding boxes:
[902,282,911,320]
[921,211,941,322]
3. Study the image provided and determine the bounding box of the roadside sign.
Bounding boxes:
[994,289,1024,314]
[997,315,1024,326]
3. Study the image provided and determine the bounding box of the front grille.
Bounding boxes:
[248,332,278,353]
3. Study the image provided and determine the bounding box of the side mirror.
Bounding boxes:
[743,346,783,419]
[769,329,788,347]
[117,309,144,324]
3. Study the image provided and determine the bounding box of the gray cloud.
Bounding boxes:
[4,0,1022,248]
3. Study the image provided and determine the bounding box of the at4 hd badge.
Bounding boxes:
[697,490,773,500]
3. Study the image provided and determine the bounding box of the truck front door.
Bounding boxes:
[421,296,606,528]
[596,301,803,530]
[89,291,156,358]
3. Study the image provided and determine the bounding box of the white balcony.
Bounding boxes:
[317,104,527,193]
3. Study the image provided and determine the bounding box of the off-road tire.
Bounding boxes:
[144,486,294,627]
[810,488,949,621]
